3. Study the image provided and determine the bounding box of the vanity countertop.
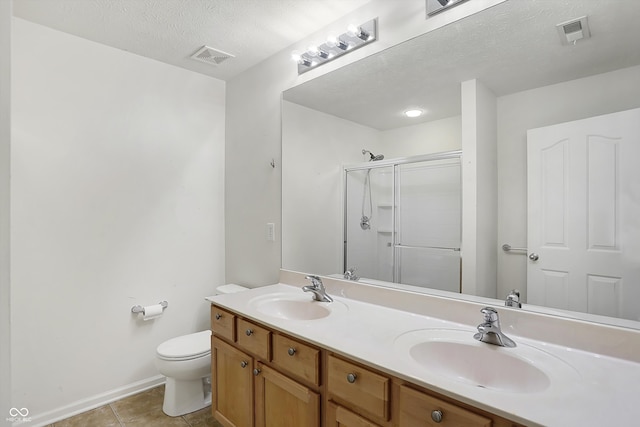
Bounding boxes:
[206,279,640,427]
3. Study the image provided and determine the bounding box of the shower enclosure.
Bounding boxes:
[344,151,462,292]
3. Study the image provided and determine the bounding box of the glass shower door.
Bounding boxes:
[394,158,461,291]
[344,166,394,281]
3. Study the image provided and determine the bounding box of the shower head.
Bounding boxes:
[362,149,384,161]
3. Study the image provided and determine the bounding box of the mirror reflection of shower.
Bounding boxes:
[360,149,384,230]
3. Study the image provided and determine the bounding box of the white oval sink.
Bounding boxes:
[395,329,579,393]
[249,292,348,321]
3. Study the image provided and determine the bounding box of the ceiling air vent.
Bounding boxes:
[556,16,591,45]
[190,45,235,66]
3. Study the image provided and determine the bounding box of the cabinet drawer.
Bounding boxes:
[236,318,271,360]
[272,334,320,386]
[211,305,236,342]
[327,402,382,427]
[399,385,492,427]
[327,354,390,421]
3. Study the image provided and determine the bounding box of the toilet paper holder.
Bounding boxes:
[131,301,168,314]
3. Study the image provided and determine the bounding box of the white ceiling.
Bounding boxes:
[284,0,640,130]
[13,0,371,81]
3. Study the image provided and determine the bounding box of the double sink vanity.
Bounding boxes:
[206,270,640,426]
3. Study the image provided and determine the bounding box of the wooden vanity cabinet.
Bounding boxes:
[255,362,320,427]
[398,385,491,427]
[327,401,382,427]
[211,304,523,427]
[212,336,254,427]
[327,354,390,423]
[211,305,321,427]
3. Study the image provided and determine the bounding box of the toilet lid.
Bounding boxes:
[156,330,211,360]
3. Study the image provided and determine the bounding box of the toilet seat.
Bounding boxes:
[157,330,211,361]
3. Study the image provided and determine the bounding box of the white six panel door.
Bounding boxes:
[527,108,640,320]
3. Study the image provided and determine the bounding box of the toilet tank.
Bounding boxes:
[215,284,248,295]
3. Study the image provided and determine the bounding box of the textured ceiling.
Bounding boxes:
[13,0,371,81]
[284,0,640,130]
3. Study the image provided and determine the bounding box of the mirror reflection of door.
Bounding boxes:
[527,107,640,320]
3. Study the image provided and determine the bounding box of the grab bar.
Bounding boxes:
[502,244,527,253]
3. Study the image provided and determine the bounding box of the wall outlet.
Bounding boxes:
[266,223,275,241]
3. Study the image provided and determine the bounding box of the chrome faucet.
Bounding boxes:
[343,267,359,281]
[505,289,522,308]
[473,307,516,348]
[303,275,334,303]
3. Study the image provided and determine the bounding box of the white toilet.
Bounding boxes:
[155,284,247,416]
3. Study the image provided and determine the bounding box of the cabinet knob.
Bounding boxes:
[240,361,248,368]
[245,329,253,336]
[346,373,357,383]
[215,313,222,320]
[287,347,296,356]
[253,368,261,376]
[431,410,443,423]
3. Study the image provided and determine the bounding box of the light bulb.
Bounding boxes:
[404,109,423,118]
[307,45,319,57]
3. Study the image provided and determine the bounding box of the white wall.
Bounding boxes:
[1,1,12,423]
[461,79,497,298]
[496,64,640,301]
[282,101,381,275]
[11,19,226,424]
[380,116,462,157]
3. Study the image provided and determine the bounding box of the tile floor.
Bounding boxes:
[46,386,223,427]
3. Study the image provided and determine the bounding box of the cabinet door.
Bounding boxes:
[212,336,254,427]
[326,402,381,427]
[398,385,492,427]
[255,362,320,427]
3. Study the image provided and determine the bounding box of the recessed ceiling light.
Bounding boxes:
[404,109,423,118]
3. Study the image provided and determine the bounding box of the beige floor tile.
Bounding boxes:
[183,407,223,427]
[111,387,167,423]
[53,405,121,427]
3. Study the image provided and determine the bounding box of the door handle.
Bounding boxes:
[529,253,539,261]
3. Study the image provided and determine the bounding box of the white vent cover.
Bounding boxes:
[556,16,591,45]
[190,45,235,66]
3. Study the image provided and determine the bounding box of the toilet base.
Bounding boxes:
[162,375,212,417]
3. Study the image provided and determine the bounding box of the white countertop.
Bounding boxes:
[207,280,640,427]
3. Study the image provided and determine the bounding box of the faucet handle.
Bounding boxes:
[480,307,499,323]
[305,275,322,288]
[505,289,522,308]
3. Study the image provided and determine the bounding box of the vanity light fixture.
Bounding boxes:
[293,18,377,74]
[404,109,424,118]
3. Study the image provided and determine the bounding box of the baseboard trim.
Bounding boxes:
[24,375,165,427]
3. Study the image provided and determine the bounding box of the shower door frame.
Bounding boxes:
[343,150,462,284]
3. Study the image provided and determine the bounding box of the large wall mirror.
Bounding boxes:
[282,0,640,328]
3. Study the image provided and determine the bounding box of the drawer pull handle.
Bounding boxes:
[431,410,443,423]
[253,368,261,376]
[240,361,248,368]
[215,313,222,320]
[245,329,254,336]
[287,347,297,356]
[346,373,357,383]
